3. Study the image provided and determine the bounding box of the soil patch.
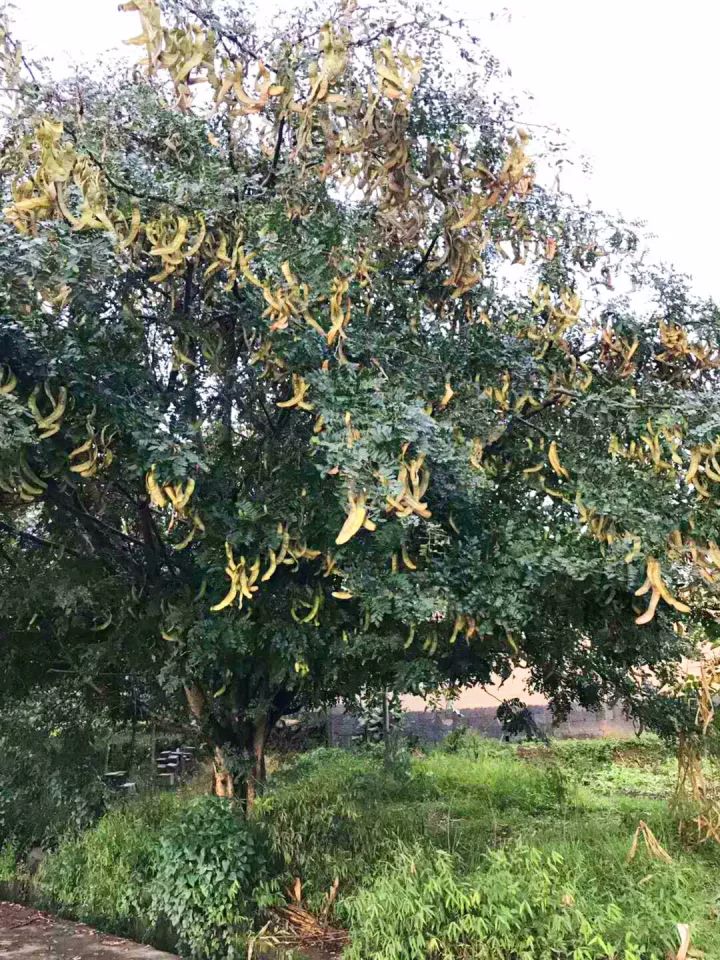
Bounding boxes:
[516,745,556,763]
[0,901,178,959]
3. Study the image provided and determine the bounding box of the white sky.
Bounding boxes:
[10,0,720,299]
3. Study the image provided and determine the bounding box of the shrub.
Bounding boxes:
[257,748,433,909]
[340,841,682,960]
[257,745,571,911]
[0,843,17,883]
[44,793,280,955]
[0,685,111,850]
[40,792,181,931]
[149,796,278,959]
[33,741,720,960]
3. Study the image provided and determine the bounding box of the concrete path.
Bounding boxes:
[0,902,178,959]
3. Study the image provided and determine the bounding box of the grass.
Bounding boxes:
[30,735,720,959]
[260,736,720,958]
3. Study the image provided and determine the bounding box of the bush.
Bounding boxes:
[257,748,434,909]
[43,793,280,955]
[33,741,720,959]
[149,796,278,959]
[340,841,683,960]
[0,843,17,883]
[257,745,571,911]
[0,686,111,850]
[41,792,181,934]
[424,749,568,815]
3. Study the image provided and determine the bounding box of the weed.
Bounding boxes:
[36,738,720,959]
[149,796,279,959]
[40,792,182,935]
[0,843,16,883]
[340,840,693,960]
[257,749,433,910]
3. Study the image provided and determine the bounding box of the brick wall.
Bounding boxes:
[330,702,635,745]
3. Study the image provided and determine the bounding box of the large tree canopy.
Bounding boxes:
[1,0,719,799]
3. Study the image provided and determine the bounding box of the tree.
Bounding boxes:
[1,0,719,804]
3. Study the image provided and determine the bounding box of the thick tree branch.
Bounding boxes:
[260,117,286,189]
[0,518,81,556]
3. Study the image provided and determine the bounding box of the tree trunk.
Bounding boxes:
[183,682,278,813]
[185,683,235,798]
[212,745,235,798]
[245,714,269,815]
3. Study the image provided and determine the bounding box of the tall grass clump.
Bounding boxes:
[340,840,697,960]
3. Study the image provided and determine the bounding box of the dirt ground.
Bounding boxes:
[0,901,178,959]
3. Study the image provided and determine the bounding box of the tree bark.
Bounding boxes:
[183,683,275,809]
[212,744,235,798]
[212,716,270,810]
[245,713,270,815]
[184,683,234,797]
[183,682,290,812]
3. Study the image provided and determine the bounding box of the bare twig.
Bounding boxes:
[413,231,440,276]
[177,1,261,61]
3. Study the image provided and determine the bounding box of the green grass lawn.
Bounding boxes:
[35,734,720,959]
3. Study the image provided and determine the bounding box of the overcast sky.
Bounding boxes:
[10,0,719,298]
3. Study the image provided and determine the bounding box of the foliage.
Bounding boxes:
[441,727,510,759]
[42,792,277,955]
[425,749,568,815]
[340,840,690,960]
[0,843,17,883]
[296,744,718,960]
[345,689,404,744]
[36,740,720,958]
[259,745,567,909]
[267,710,329,753]
[256,742,720,958]
[443,730,680,798]
[148,797,278,959]
[0,685,111,850]
[257,748,429,908]
[538,735,669,770]
[2,0,720,798]
[40,792,181,932]
[496,697,548,741]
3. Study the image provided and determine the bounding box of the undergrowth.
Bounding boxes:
[40,792,182,944]
[340,841,691,960]
[25,737,720,959]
